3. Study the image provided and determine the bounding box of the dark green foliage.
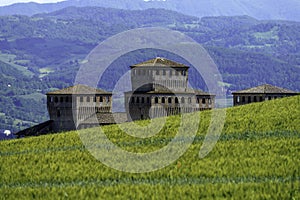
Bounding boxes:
[0,7,299,132]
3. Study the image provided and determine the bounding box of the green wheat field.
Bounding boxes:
[0,96,299,199]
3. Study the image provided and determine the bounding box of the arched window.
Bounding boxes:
[100,96,103,102]
[181,97,185,103]
[248,96,251,103]
[55,97,58,103]
[141,97,145,103]
[60,97,63,103]
[168,97,172,104]
[253,96,257,102]
[79,96,83,102]
[202,98,206,104]
[162,97,165,104]
[136,97,140,103]
[87,96,90,102]
[188,97,192,103]
[175,97,179,104]
[242,96,245,103]
[147,97,150,104]
[57,110,61,117]
[65,96,69,103]
[131,97,135,103]
[155,97,159,104]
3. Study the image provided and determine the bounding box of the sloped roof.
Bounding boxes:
[131,57,189,68]
[81,113,128,125]
[195,89,214,96]
[232,84,297,94]
[47,84,111,95]
[125,89,213,96]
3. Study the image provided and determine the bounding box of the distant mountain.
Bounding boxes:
[0,0,300,22]
[0,6,300,132]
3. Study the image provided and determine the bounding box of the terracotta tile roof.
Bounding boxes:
[131,57,189,68]
[46,84,112,95]
[232,84,297,94]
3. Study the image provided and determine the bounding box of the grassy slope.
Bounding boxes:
[0,96,299,199]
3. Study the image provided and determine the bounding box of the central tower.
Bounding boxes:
[125,57,214,121]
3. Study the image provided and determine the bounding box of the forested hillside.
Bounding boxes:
[0,7,299,132]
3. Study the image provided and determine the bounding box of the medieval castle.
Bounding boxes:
[16,57,298,137]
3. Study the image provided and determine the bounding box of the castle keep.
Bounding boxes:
[125,57,215,120]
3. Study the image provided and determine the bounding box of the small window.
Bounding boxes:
[57,110,61,117]
[181,97,185,103]
[136,97,140,103]
[131,97,135,103]
[168,97,172,104]
[155,97,159,104]
[141,97,145,103]
[175,97,179,104]
[253,96,257,102]
[162,97,165,104]
[100,96,103,102]
[242,96,245,103]
[202,98,206,104]
[248,96,251,103]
